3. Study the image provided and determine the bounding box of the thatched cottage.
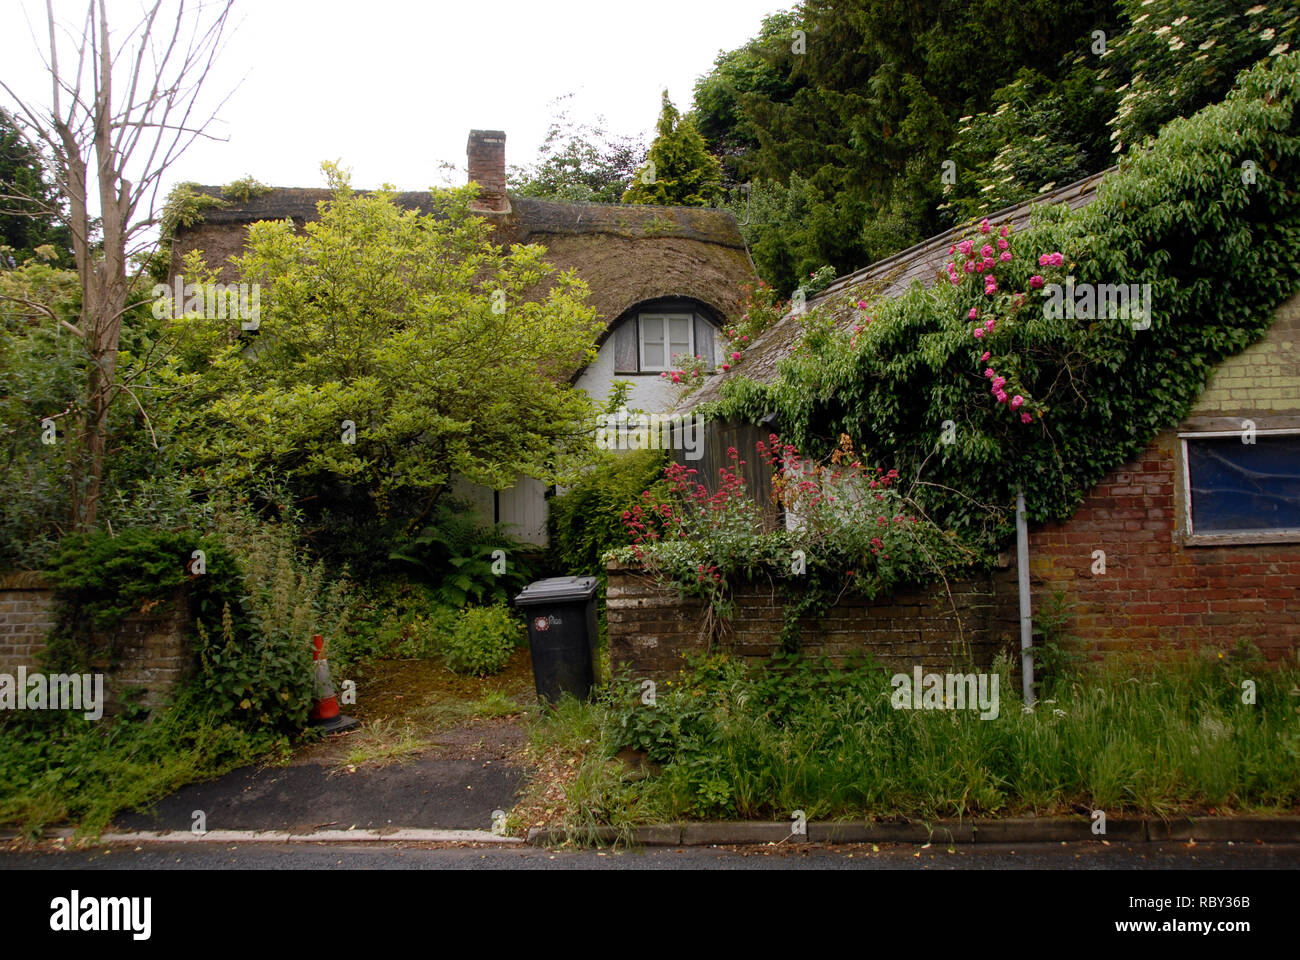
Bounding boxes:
[169,130,758,543]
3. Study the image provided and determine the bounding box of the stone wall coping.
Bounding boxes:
[0,571,53,590]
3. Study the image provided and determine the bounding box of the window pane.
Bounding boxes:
[643,341,665,369]
[1188,435,1300,534]
[641,317,664,345]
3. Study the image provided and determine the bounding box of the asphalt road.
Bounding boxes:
[4,840,1298,869]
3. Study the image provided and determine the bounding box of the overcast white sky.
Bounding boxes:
[1,0,785,196]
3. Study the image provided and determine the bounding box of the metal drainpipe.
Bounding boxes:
[1016,488,1036,709]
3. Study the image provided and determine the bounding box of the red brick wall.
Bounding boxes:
[0,574,194,715]
[1028,429,1300,662]
[607,563,1021,681]
[606,426,1300,679]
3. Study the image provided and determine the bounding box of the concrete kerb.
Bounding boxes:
[525,817,1300,847]
[10,817,1299,848]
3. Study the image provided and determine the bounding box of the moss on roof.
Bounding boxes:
[174,187,757,335]
[680,169,1110,413]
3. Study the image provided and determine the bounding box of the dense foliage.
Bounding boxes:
[706,54,1300,555]
[695,0,1298,294]
[696,0,1118,292]
[0,257,176,568]
[42,502,350,732]
[611,435,974,646]
[622,92,725,207]
[547,449,668,577]
[0,110,72,266]
[387,498,538,607]
[547,648,1300,825]
[161,166,603,568]
[441,603,524,676]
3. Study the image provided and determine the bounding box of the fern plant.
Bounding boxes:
[388,498,537,607]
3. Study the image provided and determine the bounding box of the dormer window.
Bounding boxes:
[612,299,720,375]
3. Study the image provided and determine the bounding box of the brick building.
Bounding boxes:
[613,172,1300,673]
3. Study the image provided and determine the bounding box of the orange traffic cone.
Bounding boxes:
[309,634,359,733]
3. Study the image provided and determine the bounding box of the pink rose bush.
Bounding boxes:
[945,220,1062,426]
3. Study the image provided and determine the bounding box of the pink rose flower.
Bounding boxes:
[964,261,975,273]
[997,238,1008,250]
[980,350,990,361]
[984,368,995,378]
[980,244,994,259]
[957,240,973,255]
[979,218,991,234]
[720,363,730,371]
[999,251,1012,261]
[1021,412,1032,423]
[999,225,1009,238]
[984,318,994,331]
[1010,395,1024,409]
[731,351,741,361]
[1029,275,1044,289]
[992,376,1006,390]
[968,308,978,319]
[973,328,984,339]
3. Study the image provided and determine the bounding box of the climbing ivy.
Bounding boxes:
[706,54,1300,558]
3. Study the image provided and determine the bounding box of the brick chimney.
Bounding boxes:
[467,129,509,214]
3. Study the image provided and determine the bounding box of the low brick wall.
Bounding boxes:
[0,572,193,715]
[0,571,58,675]
[607,563,1022,681]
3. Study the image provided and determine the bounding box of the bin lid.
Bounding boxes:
[513,575,599,606]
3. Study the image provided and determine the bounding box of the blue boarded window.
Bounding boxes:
[1185,434,1300,536]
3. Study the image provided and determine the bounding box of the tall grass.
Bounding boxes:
[529,649,1300,830]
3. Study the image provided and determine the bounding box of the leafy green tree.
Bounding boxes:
[165,165,605,544]
[622,91,725,207]
[0,111,72,266]
[940,63,1117,223]
[510,98,645,204]
[694,0,1119,282]
[692,9,802,187]
[1100,0,1300,154]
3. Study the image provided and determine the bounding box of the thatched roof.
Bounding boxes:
[678,170,1109,413]
[171,187,756,333]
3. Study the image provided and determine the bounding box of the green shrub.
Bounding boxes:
[442,603,523,676]
[388,498,538,607]
[43,503,351,734]
[44,527,244,672]
[547,449,667,576]
[190,503,352,731]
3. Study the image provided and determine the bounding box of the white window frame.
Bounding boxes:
[637,312,695,372]
[1178,427,1300,546]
